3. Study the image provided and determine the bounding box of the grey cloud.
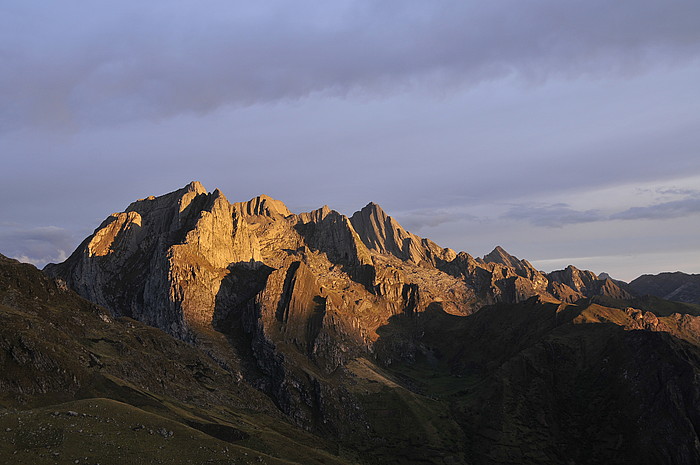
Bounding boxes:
[2,0,700,129]
[612,194,700,220]
[655,187,700,197]
[0,225,77,267]
[394,208,477,232]
[506,190,700,227]
[504,203,605,228]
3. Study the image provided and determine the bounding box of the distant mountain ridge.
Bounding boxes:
[630,272,700,305]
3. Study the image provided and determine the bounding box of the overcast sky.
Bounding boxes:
[2,0,699,281]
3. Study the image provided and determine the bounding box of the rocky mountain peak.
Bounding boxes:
[349,202,398,254]
[549,265,597,291]
[44,182,264,336]
[297,205,333,224]
[483,245,520,267]
[185,180,207,194]
[547,264,634,301]
[349,201,455,265]
[479,245,544,283]
[9,226,700,465]
[362,201,385,215]
[234,194,292,217]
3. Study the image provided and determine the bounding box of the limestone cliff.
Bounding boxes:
[45,182,262,337]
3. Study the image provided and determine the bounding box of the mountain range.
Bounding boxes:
[3,181,700,464]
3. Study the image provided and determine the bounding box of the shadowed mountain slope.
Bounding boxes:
[630,272,700,305]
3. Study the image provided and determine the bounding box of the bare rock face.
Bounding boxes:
[234,194,292,218]
[296,206,372,269]
[350,202,456,266]
[482,245,537,277]
[548,265,634,302]
[48,182,630,348]
[478,246,551,301]
[45,182,262,337]
[45,183,467,426]
[549,265,600,294]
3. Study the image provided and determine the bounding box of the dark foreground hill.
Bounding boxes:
[3,181,700,464]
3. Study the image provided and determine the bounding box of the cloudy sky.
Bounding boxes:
[2,0,699,281]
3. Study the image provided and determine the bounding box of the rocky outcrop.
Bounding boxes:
[274,261,327,354]
[234,194,292,218]
[548,265,634,302]
[548,265,601,294]
[45,182,262,337]
[350,202,456,266]
[481,245,540,279]
[295,206,375,289]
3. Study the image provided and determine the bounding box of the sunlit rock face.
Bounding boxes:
[46,181,629,345]
[45,182,262,337]
[46,183,461,347]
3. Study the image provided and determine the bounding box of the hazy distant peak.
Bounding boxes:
[629,272,700,305]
